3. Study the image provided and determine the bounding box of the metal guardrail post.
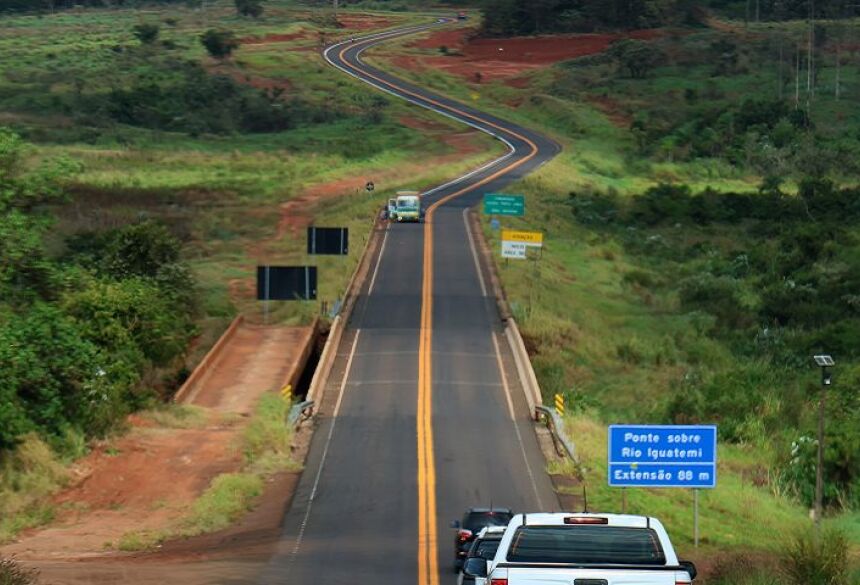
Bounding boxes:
[287,400,315,427]
[535,405,577,463]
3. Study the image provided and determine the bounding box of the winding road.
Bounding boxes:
[258,19,561,585]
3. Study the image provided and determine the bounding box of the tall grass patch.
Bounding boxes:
[0,435,68,543]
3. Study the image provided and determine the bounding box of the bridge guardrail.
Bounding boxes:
[535,405,577,463]
[288,400,315,427]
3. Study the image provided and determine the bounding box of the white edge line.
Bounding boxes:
[367,224,389,296]
[462,208,488,297]
[290,330,362,559]
[492,332,544,510]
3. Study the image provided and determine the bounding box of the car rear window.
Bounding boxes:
[473,538,501,560]
[506,526,666,565]
[463,512,512,532]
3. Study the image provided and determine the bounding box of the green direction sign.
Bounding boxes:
[484,194,524,217]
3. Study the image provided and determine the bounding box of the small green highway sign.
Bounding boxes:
[484,193,524,216]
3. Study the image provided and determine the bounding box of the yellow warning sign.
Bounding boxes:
[501,229,543,246]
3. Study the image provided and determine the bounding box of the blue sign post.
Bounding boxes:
[608,424,716,547]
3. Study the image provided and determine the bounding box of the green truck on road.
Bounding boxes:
[387,191,423,223]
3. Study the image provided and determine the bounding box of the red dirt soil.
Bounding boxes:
[0,420,242,561]
[401,27,666,82]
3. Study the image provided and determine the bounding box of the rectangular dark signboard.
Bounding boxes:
[257,266,317,301]
[307,227,348,256]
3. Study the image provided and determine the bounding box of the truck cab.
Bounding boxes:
[464,513,697,585]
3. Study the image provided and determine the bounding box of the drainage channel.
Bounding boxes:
[291,326,327,401]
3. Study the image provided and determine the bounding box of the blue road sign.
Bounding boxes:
[608,425,717,489]
[490,218,501,231]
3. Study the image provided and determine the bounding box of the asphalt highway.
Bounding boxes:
[258,19,561,585]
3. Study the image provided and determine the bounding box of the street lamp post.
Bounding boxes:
[812,354,834,532]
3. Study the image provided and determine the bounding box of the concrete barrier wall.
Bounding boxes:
[468,210,544,413]
[174,315,245,404]
[306,218,382,404]
[279,317,320,395]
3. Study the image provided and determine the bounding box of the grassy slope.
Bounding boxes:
[364,19,860,562]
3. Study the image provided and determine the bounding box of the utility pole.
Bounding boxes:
[813,355,835,534]
[778,37,784,100]
[333,0,338,21]
[795,43,800,109]
[807,0,815,109]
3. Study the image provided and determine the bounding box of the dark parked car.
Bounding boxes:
[450,507,513,571]
[457,526,505,585]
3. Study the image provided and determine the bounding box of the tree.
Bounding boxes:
[132,23,160,45]
[0,129,78,306]
[234,0,263,17]
[609,39,663,78]
[200,29,239,60]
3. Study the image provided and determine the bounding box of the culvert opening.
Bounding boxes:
[291,327,327,400]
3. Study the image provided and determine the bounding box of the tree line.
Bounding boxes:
[0,0,261,15]
[476,0,860,36]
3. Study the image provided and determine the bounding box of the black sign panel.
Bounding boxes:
[257,266,317,301]
[307,227,348,256]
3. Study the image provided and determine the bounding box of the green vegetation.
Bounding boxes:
[0,556,40,585]
[0,435,68,543]
[0,3,498,443]
[477,0,698,36]
[473,0,857,36]
[0,130,197,451]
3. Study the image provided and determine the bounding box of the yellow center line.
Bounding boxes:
[336,31,544,585]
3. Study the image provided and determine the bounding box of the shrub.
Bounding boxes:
[235,0,263,17]
[783,529,849,585]
[678,273,754,330]
[132,23,160,45]
[200,29,239,60]
[629,183,692,226]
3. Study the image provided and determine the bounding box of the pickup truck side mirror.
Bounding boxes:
[450,520,461,529]
[463,557,488,578]
[679,560,698,580]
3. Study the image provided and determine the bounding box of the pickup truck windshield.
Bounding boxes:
[507,526,666,565]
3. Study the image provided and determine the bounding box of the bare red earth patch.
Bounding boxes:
[402,27,666,82]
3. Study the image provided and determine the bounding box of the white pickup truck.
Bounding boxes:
[462,513,697,585]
